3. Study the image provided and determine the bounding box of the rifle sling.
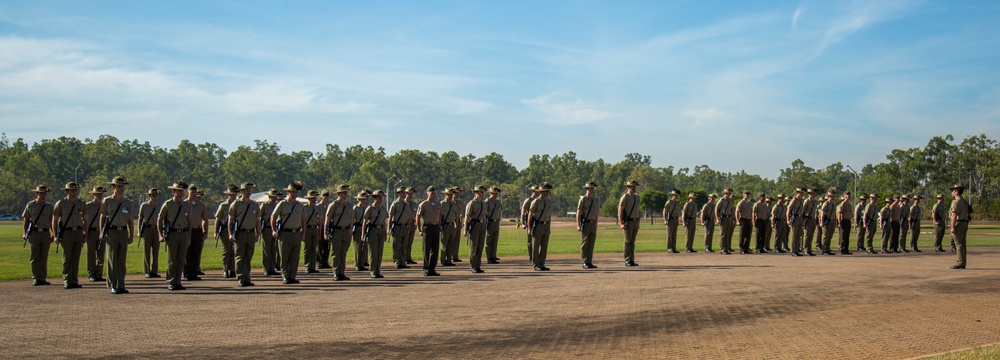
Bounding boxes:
[58,202,78,237]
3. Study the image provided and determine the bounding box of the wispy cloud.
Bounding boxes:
[792,5,806,29]
[521,93,612,125]
[816,0,920,54]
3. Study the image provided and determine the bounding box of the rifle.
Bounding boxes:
[56,201,76,243]
[684,216,692,228]
[101,201,124,239]
[530,200,547,236]
[215,220,225,248]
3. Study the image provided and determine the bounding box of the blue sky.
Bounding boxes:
[2,0,999,178]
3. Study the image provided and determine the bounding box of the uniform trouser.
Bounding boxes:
[900,223,910,250]
[440,224,455,264]
[821,222,836,252]
[60,230,85,285]
[720,218,735,251]
[581,221,596,264]
[220,229,235,274]
[352,227,367,267]
[303,227,320,271]
[684,223,696,250]
[880,225,891,251]
[29,232,52,282]
[855,225,867,249]
[368,227,386,275]
[392,225,409,267]
[450,221,462,260]
[486,221,500,261]
[526,224,533,261]
[185,229,205,277]
[803,220,817,252]
[468,222,486,270]
[86,229,104,278]
[953,221,969,266]
[910,223,920,249]
[764,223,773,249]
[838,222,852,251]
[532,223,551,267]
[703,223,715,250]
[165,231,190,286]
[889,222,900,251]
[405,223,417,262]
[933,223,947,249]
[330,228,352,277]
[422,225,440,273]
[623,220,639,263]
[666,220,679,251]
[738,218,753,251]
[790,220,804,253]
[279,230,302,280]
[773,224,788,250]
[754,219,767,250]
[318,238,331,267]
[261,228,278,272]
[141,230,159,275]
[105,229,129,291]
[864,225,876,250]
[234,231,256,284]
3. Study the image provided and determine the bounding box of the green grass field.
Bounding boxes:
[922,344,1000,360]
[2,220,998,281]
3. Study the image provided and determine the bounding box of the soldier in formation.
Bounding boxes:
[701,193,717,252]
[137,188,161,278]
[618,180,640,266]
[53,182,86,288]
[324,185,354,281]
[485,186,503,264]
[228,182,259,286]
[159,181,191,291]
[577,181,600,268]
[662,189,681,253]
[215,184,239,278]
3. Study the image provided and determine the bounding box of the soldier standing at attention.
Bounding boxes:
[836,192,854,255]
[85,186,106,282]
[663,189,682,253]
[898,195,912,252]
[302,190,322,274]
[879,198,893,254]
[787,188,806,256]
[889,195,902,253]
[228,182,259,287]
[819,188,838,256]
[137,188,161,278]
[362,190,389,278]
[184,185,208,281]
[521,185,538,262]
[764,197,774,251]
[216,184,239,278]
[260,189,281,276]
[529,182,553,271]
[324,185,354,281]
[949,183,971,269]
[908,196,923,252]
[100,176,134,294]
[53,182,87,289]
[577,181,600,268]
[619,180,641,266]
[771,194,788,253]
[404,187,419,265]
[465,185,488,273]
[159,181,191,291]
[451,186,465,263]
[854,194,868,252]
[272,182,306,284]
[389,186,412,269]
[735,191,754,254]
[485,187,503,264]
[802,188,818,256]
[701,194,717,252]
[415,186,442,276]
[352,191,370,270]
[932,194,950,252]
[317,190,333,269]
[682,193,699,253]
[716,188,736,254]
[439,189,458,266]
[863,194,879,254]
[752,193,769,253]
[23,185,54,286]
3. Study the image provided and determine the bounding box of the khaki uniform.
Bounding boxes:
[663,199,681,252]
[440,200,459,264]
[619,193,641,263]
[802,198,817,253]
[405,199,419,263]
[352,203,369,268]
[889,202,902,251]
[23,200,54,283]
[736,199,753,253]
[899,203,911,250]
[215,200,236,275]
[363,204,388,276]
[764,203,773,250]
[484,197,502,262]
[274,199,305,280]
[260,201,279,273]
[771,203,788,251]
[819,200,836,253]
[303,203,322,272]
[465,198,487,271]
[185,199,208,277]
[317,201,331,268]
[137,200,161,275]
[787,196,805,253]
[682,201,698,251]
[880,205,892,252]
[228,198,260,284]
[752,200,769,251]
[701,202,717,251]
[521,197,536,260]
[908,204,922,250]
[950,197,971,267]
[862,202,877,250]
[159,199,191,287]
[101,196,134,291]
[931,202,949,250]
[717,197,736,252]
[54,197,86,286]
[389,198,414,267]
[529,197,552,268]
[84,200,104,279]
[451,198,465,262]
[854,202,867,250]
[325,200,354,277]
[578,195,600,264]
[836,200,853,252]
[416,200,442,273]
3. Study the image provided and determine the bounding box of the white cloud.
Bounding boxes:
[792,5,806,30]
[520,93,612,125]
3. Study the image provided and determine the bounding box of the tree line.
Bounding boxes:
[1,133,997,220]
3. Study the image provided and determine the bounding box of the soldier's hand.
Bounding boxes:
[127,238,133,245]
[159,235,166,243]
[619,224,625,230]
[272,231,279,238]
[576,225,581,231]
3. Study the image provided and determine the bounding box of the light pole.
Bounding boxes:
[846,165,860,206]
[385,175,398,210]
[74,163,82,184]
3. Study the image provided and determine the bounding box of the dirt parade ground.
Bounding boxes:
[2,246,999,359]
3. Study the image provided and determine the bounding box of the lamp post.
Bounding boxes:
[385,175,399,211]
[74,163,82,184]
[846,165,860,206]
